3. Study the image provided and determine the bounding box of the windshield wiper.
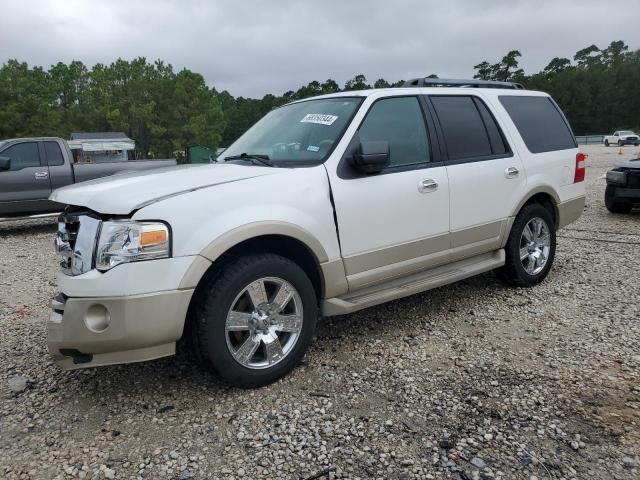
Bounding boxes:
[223,153,274,167]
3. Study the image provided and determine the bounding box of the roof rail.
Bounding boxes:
[403,78,525,90]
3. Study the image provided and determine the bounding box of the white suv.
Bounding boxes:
[49,78,586,387]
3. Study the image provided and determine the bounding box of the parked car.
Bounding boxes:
[603,130,639,147]
[605,156,640,213]
[48,79,586,387]
[0,137,176,218]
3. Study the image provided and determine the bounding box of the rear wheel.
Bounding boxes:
[605,185,633,213]
[190,253,317,388]
[498,204,556,287]
[604,140,610,147]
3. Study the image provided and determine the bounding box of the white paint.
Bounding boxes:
[50,86,585,299]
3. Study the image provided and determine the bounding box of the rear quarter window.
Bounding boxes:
[499,95,576,153]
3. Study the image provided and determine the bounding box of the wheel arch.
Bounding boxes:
[181,222,330,304]
[511,187,560,227]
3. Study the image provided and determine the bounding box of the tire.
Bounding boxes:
[189,253,317,388]
[618,140,623,147]
[605,185,633,213]
[604,140,609,147]
[498,203,556,288]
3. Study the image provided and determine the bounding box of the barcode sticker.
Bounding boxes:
[301,114,338,126]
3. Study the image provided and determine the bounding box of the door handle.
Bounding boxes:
[34,171,49,180]
[505,167,519,179]
[418,179,438,193]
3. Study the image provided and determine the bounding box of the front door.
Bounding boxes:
[0,141,52,216]
[327,95,450,290]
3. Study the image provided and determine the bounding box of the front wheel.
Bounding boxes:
[618,140,623,147]
[190,253,317,388]
[498,204,556,287]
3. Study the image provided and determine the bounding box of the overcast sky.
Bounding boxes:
[1,0,638,97]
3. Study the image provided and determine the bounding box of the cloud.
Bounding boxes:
[0,0,637,97]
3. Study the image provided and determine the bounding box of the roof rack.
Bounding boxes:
[402,78,525,90]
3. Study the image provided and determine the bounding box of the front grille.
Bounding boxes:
[56,212,101,276]
[627,171,640,189]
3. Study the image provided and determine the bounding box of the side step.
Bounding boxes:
[0,212,59,223]
[322,250,505,316]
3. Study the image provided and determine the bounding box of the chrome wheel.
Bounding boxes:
[519,217,551,275]
[225,277,303,369]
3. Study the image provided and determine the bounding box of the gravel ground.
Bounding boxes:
[1,145,639,480]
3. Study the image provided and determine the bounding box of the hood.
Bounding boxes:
[50,163,278,215]
[615,157,640,169]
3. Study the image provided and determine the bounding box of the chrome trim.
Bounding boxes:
[418,178,438,193]
[56,214,101,276]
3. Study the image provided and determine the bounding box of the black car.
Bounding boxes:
[605,157,640,213]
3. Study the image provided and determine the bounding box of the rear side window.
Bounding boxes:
[430,96,508,161]
[499,96,576,153]
[358,96,430,167]
[44,141,65,166]
[474,98,507,155]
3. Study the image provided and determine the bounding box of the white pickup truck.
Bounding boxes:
[48,78,586,387]
[603,130,639,147]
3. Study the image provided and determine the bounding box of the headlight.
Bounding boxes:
[606,170,627,186]
[96,221,170,272]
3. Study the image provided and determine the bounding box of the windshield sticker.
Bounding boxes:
[301,114,338,126]
[306,145,320,152]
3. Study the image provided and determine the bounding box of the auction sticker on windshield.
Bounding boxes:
[301,114,338,126]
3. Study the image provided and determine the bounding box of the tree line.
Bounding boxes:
[0,40,637,156]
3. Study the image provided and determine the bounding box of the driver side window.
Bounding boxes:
[2,142,41,170]
[359,97,430,168]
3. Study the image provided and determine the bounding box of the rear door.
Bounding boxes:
[0,140,52,216]
[43,139,74,190]
[426,94,526,261]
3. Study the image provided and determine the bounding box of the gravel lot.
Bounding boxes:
[1,145,639,480]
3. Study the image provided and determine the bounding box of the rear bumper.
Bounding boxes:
[557,195,585,229]
[48,289,193,370]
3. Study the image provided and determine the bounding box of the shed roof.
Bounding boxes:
[70,132,131,140]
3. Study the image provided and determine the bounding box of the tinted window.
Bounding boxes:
[499,96,576,153]
[1,142,40,170]
[474,98,508,155]
[431,96,492,160]
[44,141,65,166]
[359,97,429,167]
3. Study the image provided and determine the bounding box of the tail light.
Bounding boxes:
[574,152,586,183]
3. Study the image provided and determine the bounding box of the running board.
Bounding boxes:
[322,249,505,316]
[0,212,59,223]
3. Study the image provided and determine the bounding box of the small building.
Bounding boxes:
[68,132,135,163]
[188,145,216,164]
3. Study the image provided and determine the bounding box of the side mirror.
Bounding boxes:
[0,156,10,171]
[350,141,390,174]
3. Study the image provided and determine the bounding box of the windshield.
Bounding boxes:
[0,141,6,152]
[221,97,362,166]
[619,131,635,135]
